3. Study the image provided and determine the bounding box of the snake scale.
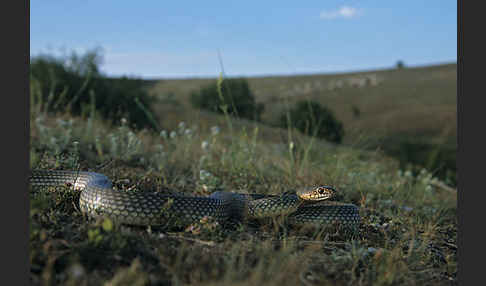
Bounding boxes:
[30,170,360,228]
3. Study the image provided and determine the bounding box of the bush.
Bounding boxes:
[30,49,158,130]
[190,78,264,121]
[351,105,361,118]
[396,60,405,69]
[280,100,344,144]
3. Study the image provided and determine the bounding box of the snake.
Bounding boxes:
[29,170,360,228]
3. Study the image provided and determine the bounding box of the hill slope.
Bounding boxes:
[149,63,457,184]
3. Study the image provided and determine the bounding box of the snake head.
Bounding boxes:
[296,185,337,201]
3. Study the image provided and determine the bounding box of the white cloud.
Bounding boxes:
[320,6,361,20]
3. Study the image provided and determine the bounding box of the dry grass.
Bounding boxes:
[149,64,456,141]
[30,96,457,285]
[149,63,457,184]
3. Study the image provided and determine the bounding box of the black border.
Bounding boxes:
[458,0,483,284]
[456,0,463,283]
[3,0,29,284]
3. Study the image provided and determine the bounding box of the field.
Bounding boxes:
[149,63,457,184]
[30,63,457,285]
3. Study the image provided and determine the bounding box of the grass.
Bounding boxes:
[149,63,457,185]
[29,81,457,285]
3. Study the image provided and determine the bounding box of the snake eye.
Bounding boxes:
[317,186,336,196]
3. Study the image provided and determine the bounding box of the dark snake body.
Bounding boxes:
[30,170,360,227]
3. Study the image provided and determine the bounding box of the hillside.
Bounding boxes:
[29,60,457,285]
[149,63,457,184]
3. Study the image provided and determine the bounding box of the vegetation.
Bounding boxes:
[151,63,457,186]
[29,115,458,285]
[30,56,456,285]
[30,49,158,130]
[280,100,345,144]
[396,60,406,69]
[351,105,361,118]
[190,77,264,121]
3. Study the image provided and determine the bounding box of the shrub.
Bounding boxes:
[190,78,264,121]
[280,100,344,144]
[351,105,361,118]
[30,49,158,130]
[396,60,405,69]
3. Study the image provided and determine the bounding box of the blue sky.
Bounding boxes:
[30,1,456,79]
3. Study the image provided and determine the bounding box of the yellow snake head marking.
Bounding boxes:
[296,185,337,201]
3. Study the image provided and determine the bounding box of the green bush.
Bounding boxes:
[190,78,264,121]
[396,60,405,69]
[30,49,158,130]
[280,100,344,144]
[351,105,361,118]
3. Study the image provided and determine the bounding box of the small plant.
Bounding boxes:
[280,100,345,144]
[190,77,264,121]
[108,118,143,162]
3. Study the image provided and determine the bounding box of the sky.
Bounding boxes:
[30,1,457,79]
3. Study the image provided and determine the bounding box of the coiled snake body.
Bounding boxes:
[30,170,360,227]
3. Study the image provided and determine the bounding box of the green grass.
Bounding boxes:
[30,88,457,285]
[149,63,457,185]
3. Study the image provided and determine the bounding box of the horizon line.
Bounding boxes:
[109,60,457,81]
